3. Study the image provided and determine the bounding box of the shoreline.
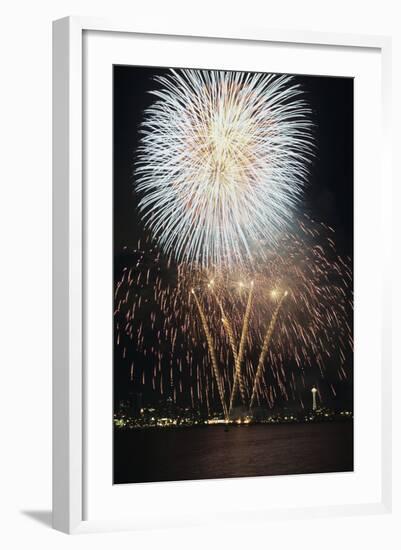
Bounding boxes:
[113,416,353,431]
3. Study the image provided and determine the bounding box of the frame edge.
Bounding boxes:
[52,15,392,532]
[52,16,83,534]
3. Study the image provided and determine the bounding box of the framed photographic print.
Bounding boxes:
[52,17,392,533]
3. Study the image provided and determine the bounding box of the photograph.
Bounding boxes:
[112,65,354,484]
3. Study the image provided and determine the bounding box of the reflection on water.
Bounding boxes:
[114,421,353,484]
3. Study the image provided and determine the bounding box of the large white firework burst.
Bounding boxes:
[135,69,314,268]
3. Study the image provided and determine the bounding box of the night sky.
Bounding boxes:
[113,65,354,413]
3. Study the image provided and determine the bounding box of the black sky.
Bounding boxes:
[113,65,354,412]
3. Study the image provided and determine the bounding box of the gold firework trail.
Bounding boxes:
[208,282,238,363]
[229,281,254,413]
[114,216,353,412]
[250,290,287,409]
[191,288,228,419]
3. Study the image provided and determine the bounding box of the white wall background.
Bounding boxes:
[0,1,399,548]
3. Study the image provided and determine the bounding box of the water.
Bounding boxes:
[114,421,353,484]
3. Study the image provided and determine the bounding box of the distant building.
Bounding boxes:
[311,387,318,411]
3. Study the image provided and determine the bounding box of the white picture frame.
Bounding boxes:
[52,16,392,534]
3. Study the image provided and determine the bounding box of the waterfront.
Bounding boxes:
[114,420,353,484]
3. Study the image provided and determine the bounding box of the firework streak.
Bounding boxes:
[249,291,287,409]
[114,216,353,415]
[191,288,228,419]
[135,69,314,268]
[229,282,254,413]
